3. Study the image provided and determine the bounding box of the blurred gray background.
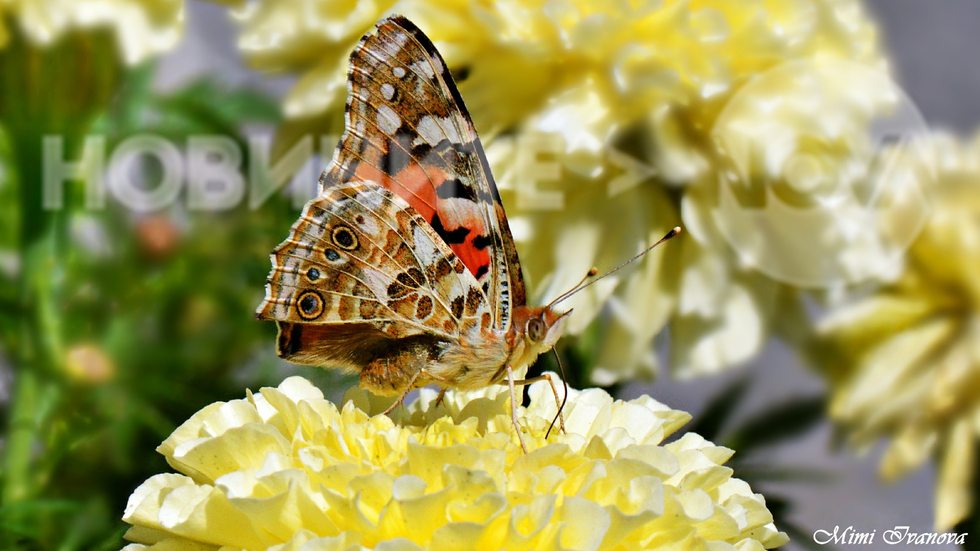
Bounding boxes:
[156,2,980,549]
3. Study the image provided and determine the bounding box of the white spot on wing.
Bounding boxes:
[358,215,379,237]
[377,104,401,135]
[356,186,385,210]
[418,115,463,146]
[362,267,391,298]
[393,66,406,78]
[413,224,437,266]
[430,56,444,76]
[381,83,395,100]
[389,28,409,49]
[417,116,444,146]
[412,61,435,79]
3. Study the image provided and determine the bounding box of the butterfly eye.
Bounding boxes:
[527,317,547,342]
[297,291,324,320]
[331,225,359,250]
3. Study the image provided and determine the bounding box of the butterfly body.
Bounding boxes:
[256,14,571,391]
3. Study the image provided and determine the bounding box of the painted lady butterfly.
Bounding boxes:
[257,16,678,451]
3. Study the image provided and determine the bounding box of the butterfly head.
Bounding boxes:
[507,305,570,368]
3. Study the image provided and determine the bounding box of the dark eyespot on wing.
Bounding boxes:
[297,291,324,320]
[331,225,359,250]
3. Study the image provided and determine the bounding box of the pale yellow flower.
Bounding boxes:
[121,376,788,550]
[814,131,980,530]
[218,0,889,381]
[481,0,890,381]
[0,0,184,63]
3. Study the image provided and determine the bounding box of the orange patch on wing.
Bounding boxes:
[356,162,493,281]
[449,212,491,281]
[355,163,437,220]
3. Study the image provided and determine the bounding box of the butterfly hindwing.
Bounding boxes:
[317,16,526,332]
[257,181,494,352]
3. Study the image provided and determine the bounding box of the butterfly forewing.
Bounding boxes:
[317,16,526,332]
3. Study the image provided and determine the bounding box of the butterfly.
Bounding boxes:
[257,15,679,452]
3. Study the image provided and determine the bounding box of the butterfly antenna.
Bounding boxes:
[546,347,569,439]
[551,226,681,307]
[546,267,599,309]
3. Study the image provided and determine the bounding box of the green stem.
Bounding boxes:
[0,136,58,542]
[1,370,38,507]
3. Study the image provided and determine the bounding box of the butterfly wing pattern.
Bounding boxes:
[258,16,539,395]
[323,16,526,332]
[257,15,589,451]
[257,179,493,394]
[258,15,680,450]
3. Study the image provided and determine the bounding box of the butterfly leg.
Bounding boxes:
[433,387,449,408]
[381,368,424,416]
[506,365,529,454]
[513,373,566,437]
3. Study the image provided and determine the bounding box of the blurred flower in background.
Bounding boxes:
[122,376,788,551]
[64,343,115,382]
[219,0,891,384]
[0,0,184,64]
[813,130,980,530]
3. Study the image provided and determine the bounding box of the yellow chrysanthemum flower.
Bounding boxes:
[479,0,890,382]
[215,0,890,382]
[0,0,184,63]
[813,131,980,530]
[121,376,788,550]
